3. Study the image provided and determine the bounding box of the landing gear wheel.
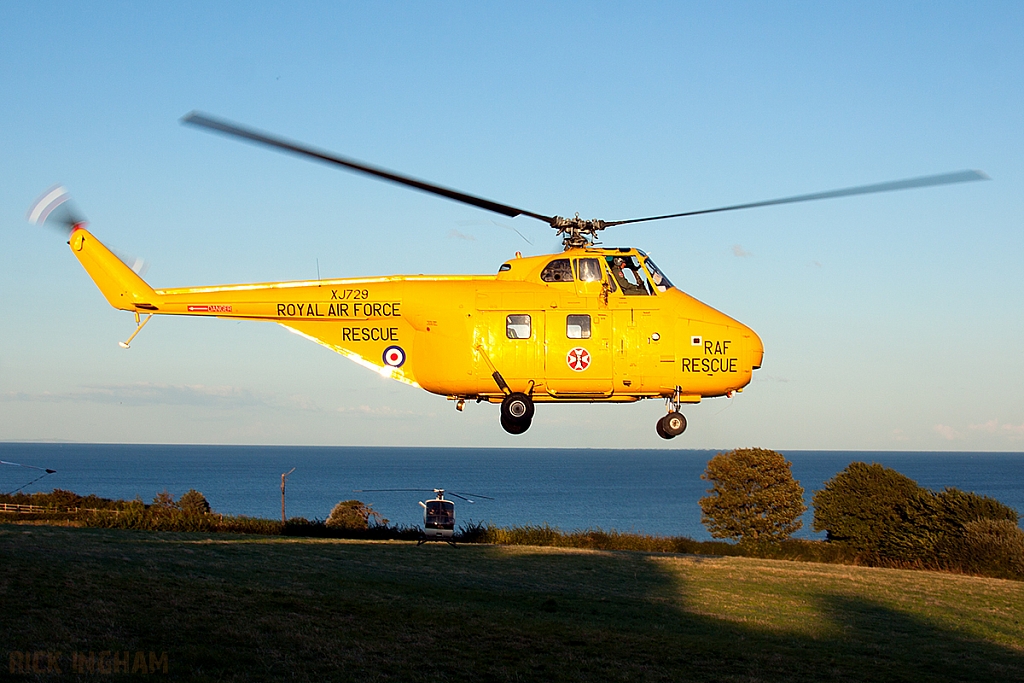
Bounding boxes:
[500,414,532,435]
[501,392,534,422]
[660,411,687,438]
[656,417,670,440]
[499,393,534,434]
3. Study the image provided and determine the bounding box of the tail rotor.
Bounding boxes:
[27,185,86,235]
[27,186,148,275]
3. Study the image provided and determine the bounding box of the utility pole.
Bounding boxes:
[281,468,295,523]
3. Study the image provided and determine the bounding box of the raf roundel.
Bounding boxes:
[566,347,591,372]
[382,345,406,368]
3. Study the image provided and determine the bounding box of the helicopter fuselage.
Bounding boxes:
[69,227,763,415]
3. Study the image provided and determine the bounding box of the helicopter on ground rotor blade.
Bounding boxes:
[30,113,988,439]
[354,488,493,545]
[1,460,57,495]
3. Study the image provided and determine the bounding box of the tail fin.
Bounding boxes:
[69,226,160,311]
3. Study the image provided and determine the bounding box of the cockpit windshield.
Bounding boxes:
[608,254,651,295]
[642,257,674,292]
[425,500,455,529]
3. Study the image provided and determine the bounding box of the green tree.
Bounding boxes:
[326,500,388,530]
[815,462,1023,567]
[812,462,924,553]
[699,448,806,543]
[935,487,1018,529]
[876,488,945,562]
[178,489,212,515]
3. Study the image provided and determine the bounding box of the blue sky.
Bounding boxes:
[1,2,1022,449]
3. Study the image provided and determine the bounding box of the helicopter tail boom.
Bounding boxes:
[68,226,161,313]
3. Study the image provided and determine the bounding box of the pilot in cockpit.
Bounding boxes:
[611,257,647,295]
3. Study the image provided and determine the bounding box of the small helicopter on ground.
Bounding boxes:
[354,488,492,545]
[29,112,987,437]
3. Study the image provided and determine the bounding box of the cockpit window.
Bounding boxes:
[498,263,512,272]
[575,258,602,282]
[540,258,573,282]
[607,255,651,295]
[643,257,673,292]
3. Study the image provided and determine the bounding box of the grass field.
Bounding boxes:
[2,524,1023,682]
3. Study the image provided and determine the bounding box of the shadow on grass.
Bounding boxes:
[1,525,1022,682]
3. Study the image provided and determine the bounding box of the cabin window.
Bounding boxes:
[608,255,651,296]
[506,314,532,339]
[540,258,573,282]
[643,257,674,292]
[566,314,591,339]
[575,258,602,282]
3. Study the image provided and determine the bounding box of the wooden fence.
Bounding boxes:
[0,503,121,515]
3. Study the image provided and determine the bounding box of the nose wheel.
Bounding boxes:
[656,387,687,439]
[500,392,534,435]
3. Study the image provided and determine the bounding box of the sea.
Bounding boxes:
[1,444,1022,541]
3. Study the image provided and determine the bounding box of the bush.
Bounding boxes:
[326,500,387,530]
[813,462,1024,577]
[937,519,1024,580]
[875,488,946,563]
[936,488,1018,528]
[699,448,806,544]
[152,490,176,509]
[44,489,82,509]
[812,462,923,553]
[178,489,212,515]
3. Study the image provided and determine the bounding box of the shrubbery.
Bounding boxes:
[178,489,212,515]
[812,463,920,551]
[5,469,1022,583]
[936,518,1024,579]
[326,500,387,530]
[0,489,132,511]
[813,461,1023,578]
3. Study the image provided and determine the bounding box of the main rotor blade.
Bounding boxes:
[1,460,56,473]
[604,169,989,227]
[182,112,554,224]
[450,491,494,500]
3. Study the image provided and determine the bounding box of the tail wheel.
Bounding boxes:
[662,411,687,437]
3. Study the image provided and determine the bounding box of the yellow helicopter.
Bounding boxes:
[29,113,986,438]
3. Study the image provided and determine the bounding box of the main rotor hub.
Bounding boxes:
[551,214,607,250]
